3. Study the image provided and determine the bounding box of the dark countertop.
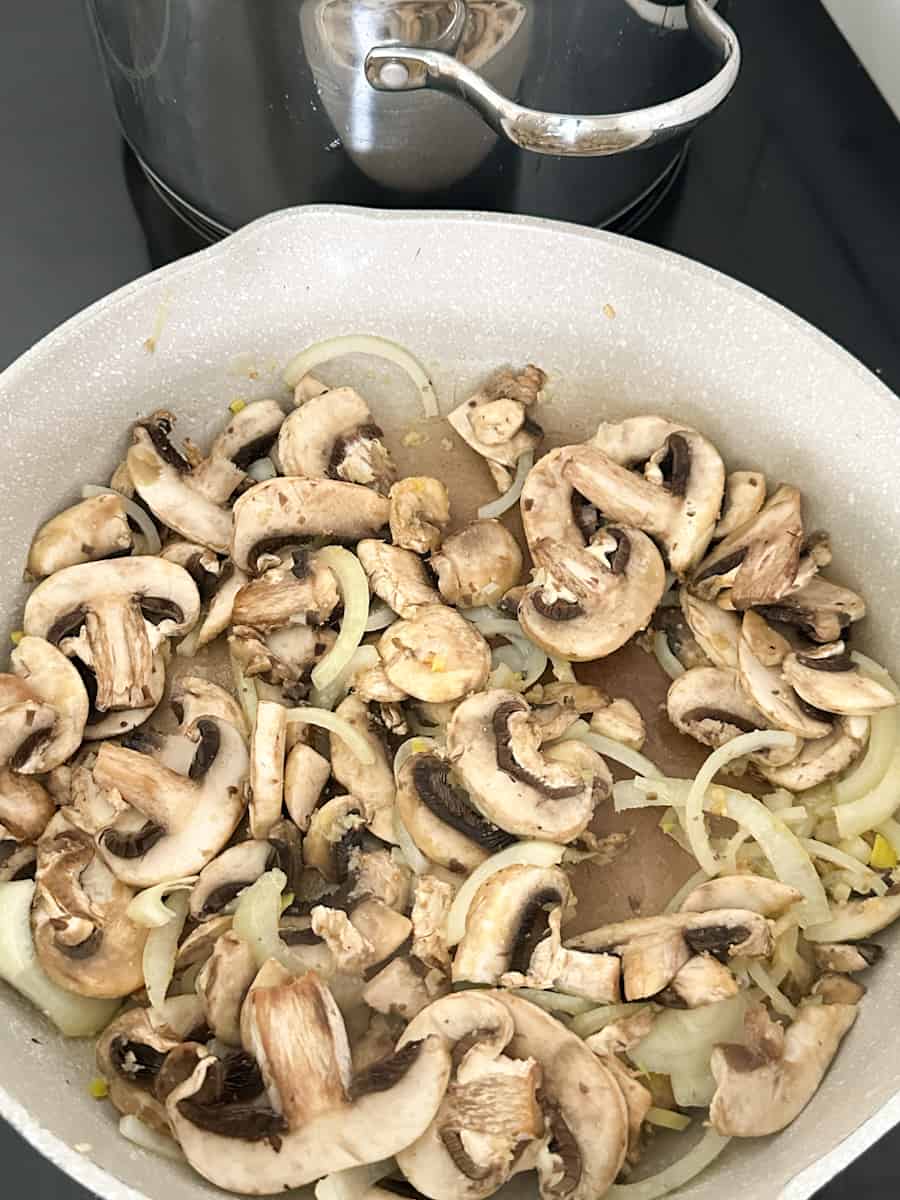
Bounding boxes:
[1,0,899,1197]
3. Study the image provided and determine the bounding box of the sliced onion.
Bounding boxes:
[365,600,397,633]
[118,1115,185,1162]
[311,548,370,692]
[663,868,710,914]
[282,334,438,418]
[81,484,161,555]
[832,658,900,804]
[606,1129,731,1200]
[560,720,662,778]
[653,631,685,680]
[549,656,576,684]
[127,877,199,929]
[447,841,564,947]
[745,960,797,1018]
[310,644,381,712]
[509,988,595,1015]
[645,1107,691,1132]
[285,706,376,764]
[769,923,799,988]
[835,738,900,838]
[0,880,119,1037]
[489,661,526,692]
[246,456,277,482]
[393,736,437,781]
[570,1002,649,1040]
[800,838,887,895]
[315,1160,395,1200]
[876,817,900,853]
[232,869,298,971]
[230,651,259,729]
[143,890,189,1009]
[684,731,798,876]
[478,450,534,518]
[393,808,431,875]
[463,611,530,642]
[492,639,548,690]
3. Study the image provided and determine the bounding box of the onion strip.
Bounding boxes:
[309,644,380,712]
[282,334,438,418]
[310,547,370,692]
[478,450,534,518]
[81,484,161,554]
[549,656,576,684]
[835,737,900,838]
[365,600,397,632]
[232,869,304,971]
[393,736,437,781]
[118,1115,185,1162]
[560,721,662,778]
[570,1002,649,1040]
[605,1129,731,1200]
[653,631,686,680]
[393,808,431,875]
[800,838,887,895]
[447,841,565,947]
[509,988,595,1016]
[745,960,797,1018]
[143,890,189,1009]
[285,706,376,764]
[127,877,199,928]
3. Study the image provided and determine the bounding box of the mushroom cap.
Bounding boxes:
[518,527,666,661]
[7,636,90,772]
[0,769,54,843]
[714,471,767,540]
[389,476,450,555]
[26,494,133,580]
[488,991,629,1200]
[782,644,897,717]
[358,539,441,619]
[753,716,868,791]
[277,388,395,495]
[738,613,833,739]
[447,690,596,842]
[379,605,491,704]
[329,695,396,842]
[430,519,523,609]
[231,476,390,573]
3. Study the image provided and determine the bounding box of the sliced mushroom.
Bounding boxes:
[710,1001,858,1136]
[518,527,666,661]
[249,701,287,839]
[812,941,883,974]
[330,695,396,842]
[651,605,710,671]
[447,366,545,492]
[811,973,866,1005]
[231,476,390,574]
[681,591,741,669]
[23,556,199,712]
[196,562,249,648]
[160,539,221,595]
[350,898,413,967]
[363,956,449,1021]
[0,637,89,772]
[667,666,771,750]
[311,905,375,972]
[96,995,206,1134]
[754,716,869,790]
[357,539,441,618]
[192,399,286,503]
[190,840,275,920]
[601,1054,653,1166]
[0,769,54,846]
[284,741,331,831]
[692,484,803,606]
[430,520,523,609]
[232,548,340,631]
[303,795,368,884]
[447,691,600,843]
[389,476,450,554]
[26,494,133,579]
[32,818,147,998]
[176,915,234,970]
[659,954,738,1008]
[409,876,453,972]
[196,930,258,1045]
[277,387,396,495]
[680,877,802,918]
[127,416,233,552]
[585,1008,658,1057]
[589,698,647,750]
[804,890,900,942]
[520,447,592,555]
[566,419,726,574]
[569,910,774,963]
[171,676,250,739]
[489,991,629,1200]
[755,575,866,644]
[93,714,249,887]
[714,471,766,541]
[503,907,622,1004]
[379,605,491,703]
[782,643,896,717]
[453,863,572,985]
[167,971,451,1193]
[737,612,833,739]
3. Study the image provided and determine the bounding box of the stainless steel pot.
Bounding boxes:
[86,0,740,236]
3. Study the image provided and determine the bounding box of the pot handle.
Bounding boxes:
[365,0,740,157]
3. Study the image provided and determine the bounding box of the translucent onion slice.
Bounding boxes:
[570,1002,650,1040]
[478,450,534,518]
[365,600,397,633]
[0,880,119,1037]
[605,1129,731,1200]
[311,548,370,692]
[745,960,797,1018]
[230,651,259,730]
[447,841,564,947]
[285,706,376,764]
[653,631,686,680]
[143,890,189,1009]
[645,1107,691,1132]
[491,639,548,690]
[684,731,798,876]
[832,657,900,804]
[549,656,576,684]
[560,720,662,779]
[315,1160,395,1200]
[393,808,431,875]
[310,644,380,712]
[835,739,900,839]
[800,838,887,895]
[118,1115,185,1162]
[127,877,199,929]
[509,988,595,1015]
[81,484,161,555]
[245,457,277,483]
[463,610,530,642]
[393,736,437,782]
[282,334,439,418]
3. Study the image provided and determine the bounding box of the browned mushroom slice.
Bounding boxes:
[755,575,866,643]
[357,539,441,618]
[26,494,133,579]
[812,941,883,974]
[447,366,545,492]
[738,612,833,740]
[232,548,340,631]
[0,770,53,881]
[389,476,451,555]
[430,519,523,609]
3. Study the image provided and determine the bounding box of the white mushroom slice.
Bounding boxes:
[190,840,275,920]
[249,701,287,839]
[804,891,900,942]
[389,477,451,554]
[520,447,591,554]
[714,470,766,540]
[754,717,869,791]
[410,876,453,972]
[692,484,804,606]
[710,1001,857,1136]
[620,931,692,1001]
[430,519,523,609]
[680,877,802,918]
[195,929,258,1045]
[569,909,774,962]
[567,419,726,574]
[660,954,738,1008]
[167,972,451,1193]
[447,366,545,493]
[330,696,395,843]
[754,575,866,644]
[284,742,331,831]
[303,795,368,883]
[489,991,629,1200]
[197,563,248,647]
[504,907,622,1003]
[589,698,646,750]
[81,651,167,743]
[355,664,408,705]
[229,624,336,688]
[171,676,249,739]
[447,691,598,843]
[311,906,375,972]
[453,863,572,985]
[666,667,782,755]
[811,973,866,1005]
[585,1008,658,1057]
[350,898,412,966]
[812,941,883,973]
[32,818,147,998]
[782,643,897,717]
[277,387,396,495]
[96,995,205,1134]
[231,477,389,574]
[357,539,441,619]
[127,419,232,552]
[0,770,54,845]
[518,527,666,661]
[601,1054,653,1166]
[681,591,741,669]
[232,548,340,631]
[1,638,89,772]
[379,605,491,704]
[160,539,221,589]
[363,956,449,1020]
[26,494,133,579]
[93,716,249,887]
[738,613,833,740]
[23,556,200,713]
[192,399,286,503]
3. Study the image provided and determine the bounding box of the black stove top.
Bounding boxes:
[2,0,900,1197]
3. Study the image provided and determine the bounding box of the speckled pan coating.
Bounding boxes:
[1,207,899,1200]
